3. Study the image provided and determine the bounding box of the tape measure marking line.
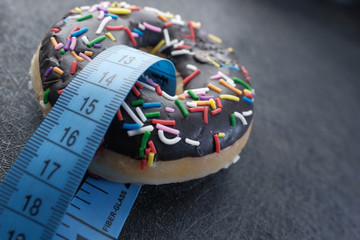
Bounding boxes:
[60,105,107,127]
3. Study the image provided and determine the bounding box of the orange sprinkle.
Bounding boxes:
[84,51,93,56]
[157,13,167,22]
[193,100,210,106]
[71,51,84,62]
[208,83,222,93]
[219,79,242,95]
[50,37,58,47]
[178,95,186,100]
[53,67,64,75]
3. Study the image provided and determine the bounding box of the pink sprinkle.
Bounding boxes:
[179,91,206,98]
[131,32,139,38]
[55,43,64,50]
[98,10,105,20]
[89,4,99,12]
[79,52,92,62]
[165,107,175,113]
[69,37,77,51]
[156,123,179,135]
[143,22,162,33]
[210,73,223,80]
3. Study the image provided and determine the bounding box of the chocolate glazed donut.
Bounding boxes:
[30,2,255,184]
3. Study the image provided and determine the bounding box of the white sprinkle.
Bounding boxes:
[122,102,144,127]
[158,130,181,145]
[81,35,89,45]
[68,15,82,19]
[173,40,185,48]
[163,28,171,46]
[139,81,155,91]
[165,107,175,113]
[171,15,185,26]
[242,110,253,116]
[171,49,194,56]
[135,107,147,122]
[162,91,178,101]
[138,23,145,31]
[159,39,178,52]
[127,125,154,137]
[186,102,197,107]
[39,100,50,109]
[186,64,198,71]
[218,71,236,87]
[144,6,166,15]
[184,87,209,94]
[185,138,200,146]
[234,111,248,125]
[95,16,112,34]
[80,6,90,11]
[232,155,240,164]
[119,1,130,8]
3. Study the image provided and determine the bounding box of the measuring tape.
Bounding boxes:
[0,45,176,240]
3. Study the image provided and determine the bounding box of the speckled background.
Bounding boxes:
[1,0,360,239]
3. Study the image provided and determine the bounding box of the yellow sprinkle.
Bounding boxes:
[157,13,167,22]
[53,67,64,75]
[50,37,58,47]
[219,94,240,102]
[111,1,119,7]
[228,47,233,52]
[218,132,226,137]
[84,51,93,57]
[209,98,216,110]
[208,34,222,43]
[108,7,132,15]
[71,51,84,62]
[148,152,155,167]
[206,56,221,68]
[150,39,165,54]
[244,89,252,95]
[105,32,116,42]
[208,83,222,93]
[74,7,82,13]
[167,13,174,19]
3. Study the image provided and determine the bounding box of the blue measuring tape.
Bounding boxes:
[0,45,176,240]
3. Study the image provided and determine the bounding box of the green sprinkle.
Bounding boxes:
[144,112,160,118]
[141,131,151,149]
[230,113,236,126]
[87,35,106,47]
[188,90,199,100]
[76,13,93,22]
[233,77,252,90]
[59,48,65,55]
[139,147,145,158]
[43,88,50,105]
[131,99,144,106]
[175,99,189,117]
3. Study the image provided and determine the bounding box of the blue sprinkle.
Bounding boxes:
[123,123,142,130]
[71,27,89,37]
[104,13,118,19]
[220,64,239,71]
[142,102,161,108]
[243,96,253,104]
[64,17,69,23]
[133,28,143,36]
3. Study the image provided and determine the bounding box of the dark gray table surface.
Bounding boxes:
[1,0,360,239]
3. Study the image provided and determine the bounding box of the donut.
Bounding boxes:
[30,2,255,185]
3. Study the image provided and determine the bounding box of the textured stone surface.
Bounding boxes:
[1,0,360,239]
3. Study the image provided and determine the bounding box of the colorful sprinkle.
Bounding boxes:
[188,90,199,100]
[93,44,102,48]
[150,39,165,54]
[98,10,105,20]
[43,88,50,104]
[104,13,119,19]
[234,111,248,125]
[71,27,88,37]
[141,159,147,170]
[67,26,80,39]
[165,107,175,113]
[64,38,71,50]
[79,52,92,62]
[230,113,236,126]
[50,28,60,33]
[127,125,154,137]
[144,112,160,118]
[158,130,181,145]
[188,21,196,42]
[157,13,167,22]
[71,51,83,61]
[50,37,58,47]
[206,56,221,68]
[208,33,222,43]
[185,138,200,146]
[60,49,65,55]
[175,99,189,117]
[141,131,151,149]
[135,81,144,89]
[219,79,242,95]
[164,21,173,28]
[53,67,64,75]
[241,65,249,76]
[44,67,53,77]
[147,152,155,167]
[219,94,239,102]
[218,132,226,137]
[87,35,106,47]
[106,25,124,31]
[133,29,143,36]
[142,102,161,108]
[156,123,179,135]
[208,83,222,93]
[105,32,116,41]
[183,69,201,85]
[131,86,141,97]
[69,37,77,51]
[243,96,254,104]
[148,140,157,154]
[96,16,112,34]
[143,21,162,33]
[131,99,144,106]
[209,98,216,110]
[152,119,176,126]
[155,85,162,95]
[211,108,222,115]
[124,27,137,47]
[122,102,143,127]
[123,123,142,130]
[215,97,222,108]
[55,43,64,50]
[233,77,252,90]
[76,13,93,22]
[213,134,221,153]
[116,108,123,121]
[203,106,209,124]
[70,61,78,75]
[107,7,132,15]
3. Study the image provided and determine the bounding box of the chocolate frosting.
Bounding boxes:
[39,4,254,161]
